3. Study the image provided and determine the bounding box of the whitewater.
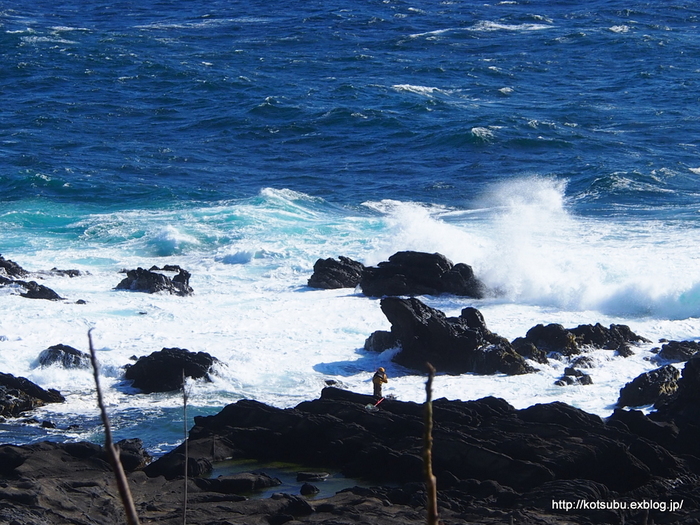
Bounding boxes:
[2,180,700,453]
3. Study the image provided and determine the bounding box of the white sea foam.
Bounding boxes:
[470,21,552,32]
[3,185,700,451]
[392,84,441,97]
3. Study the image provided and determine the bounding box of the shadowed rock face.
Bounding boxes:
[0,254,29,278]
[123,347,218,393]
[307,256,365,289]
[360,251,485,298]
[368,296,534,375]
[617,365,680,408]
[139,387,700,523]
[37,344,91,369]
[307,251,485,298]
[0,373,65,418]
[2,387,700,524]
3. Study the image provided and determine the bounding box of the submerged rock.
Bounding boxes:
[123,347,218,393]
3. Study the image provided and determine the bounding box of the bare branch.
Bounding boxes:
[424,362,439,525]
[88,329,141,525]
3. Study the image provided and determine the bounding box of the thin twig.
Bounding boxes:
[88,329,141,525]
[182,369,189,525]
[424,362,439,525]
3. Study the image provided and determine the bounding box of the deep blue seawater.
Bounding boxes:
[3,0,700,214]
[2,1,700,453]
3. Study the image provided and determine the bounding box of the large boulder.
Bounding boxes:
[617,365,680,408]
[0,373,65,418]
[123,347,218,393]
[307,256,365,289]
[115,267,193,296]
[360,251,484,298]
[37,344,91,369]
[372,297,533,375]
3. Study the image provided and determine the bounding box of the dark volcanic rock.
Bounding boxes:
[0,373,64,418]
[0,277,65,300]
[555,368,593,387]
[523,322,648,358]
[570,322,650,348]
[37,344,91,369]
[0,254,29,278]
[375,296,533,375]
[308,256,365,289]
[617,364,680,408]
[145,387,700,514]
[656,340,700,362]
[360,251,484,298]
[48,267,82,277]
[194,472,281,494]
[363,329,399,352]
[19,280,63,300]
[123,347,218,393]
[524,324,579,356]
[652,356,700,434]
[115,266,193,296]
[3,388,700,524]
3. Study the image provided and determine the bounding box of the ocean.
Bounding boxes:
[2,0,700,455]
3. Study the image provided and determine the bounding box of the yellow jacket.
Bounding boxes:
[372,370,388,385]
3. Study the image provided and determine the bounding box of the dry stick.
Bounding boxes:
[424,362,439,525]
[88,329,141,525]
[182,369,189,525]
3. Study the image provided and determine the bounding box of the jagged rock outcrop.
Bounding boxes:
[652,356,700,439]
[115,266,193,296]
[308,251,485,298]
[142,387,700,523]
[307,256,365,289]
[3,388,700,524]
[617,365,680,408]
[37,344,91,369]
[367,297,534,375]
[360,251,485,298]
[0,373,65,418]
[123,347,218,393]
[0,276,63,300]
[656,340,700,362]
[517,322,649,358]
[0,254,29,278]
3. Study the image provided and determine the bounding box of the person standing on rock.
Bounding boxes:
[372,367,388,398]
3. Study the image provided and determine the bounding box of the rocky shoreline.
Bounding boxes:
[2,384,700,524]
[2,251,700,523]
